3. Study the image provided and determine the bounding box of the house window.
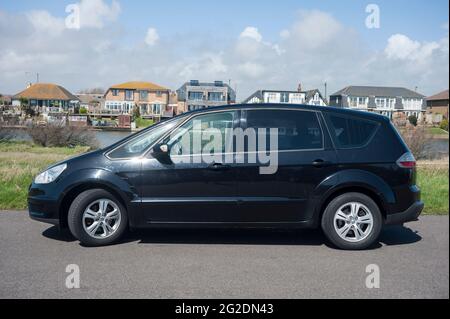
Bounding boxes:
[139,91,148,101]
[403,98,421,110]
[152,104,162,115]
[387,98,396,109]
[112,89,119,96]
[266,93,278,103]
[290,93,304,104]
[188,92,203,101]
[349,97,366,108]
[375,98,387,108]
[125,90,134,101]
[280,93,290,103]
[208,92,224,101]
[156,91,163,97]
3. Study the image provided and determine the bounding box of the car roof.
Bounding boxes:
[179,103,389,122]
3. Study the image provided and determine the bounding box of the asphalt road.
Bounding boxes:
[0,211,448,299]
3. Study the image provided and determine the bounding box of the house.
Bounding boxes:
[76,93,105,113]
[0,94,12,106]
[329,86,426,120]
[243,85,327,106]
[426,89,449,121]
[12,83,79,114]
[104,81,173,119]
[176,80,236,112]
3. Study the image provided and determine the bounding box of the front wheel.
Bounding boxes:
[68,189,128,246]
[321,193,382,250]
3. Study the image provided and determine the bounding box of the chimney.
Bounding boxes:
[27,82,33,88]
[297,83,302,92]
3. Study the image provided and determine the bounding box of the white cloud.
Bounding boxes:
[384,34,436,60]
[26,10,65,36]
[280,29,290,39]
[78,0,120,28]
[237,62,266,78]
[0,8,447,101]
[145,28,159,46]
[239,26,263,42]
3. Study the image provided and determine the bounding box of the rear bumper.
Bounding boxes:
[385,201,424,225]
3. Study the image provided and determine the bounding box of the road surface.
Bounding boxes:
[0,211,448,299]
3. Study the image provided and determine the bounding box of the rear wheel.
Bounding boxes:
[321,192,382,250]
[68,189,128,246]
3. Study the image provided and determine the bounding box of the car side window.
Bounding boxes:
[325,113,379,149]
[166,111,234,156]
[245,109,323,151]
[107,117,184,159]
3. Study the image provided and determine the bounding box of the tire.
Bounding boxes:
[321,192,382,250]
[68,189,128,246]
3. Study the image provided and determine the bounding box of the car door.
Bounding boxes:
[139,110,241,223]
[235,108,338,223]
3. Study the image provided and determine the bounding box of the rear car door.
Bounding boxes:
[235,108,338,223]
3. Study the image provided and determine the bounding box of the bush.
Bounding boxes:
[408,115,418,126]
[400,126,432,160]
[79,107,88,114]
[0,121,15,141]
[27,124,98,149]
[440,119,449,132]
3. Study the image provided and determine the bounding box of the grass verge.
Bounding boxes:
[135,117,154,128]
[417,165,449,215]
[0,141,89,210]
[0,141,448,214]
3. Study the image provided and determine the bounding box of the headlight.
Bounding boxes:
[34,163,67,184]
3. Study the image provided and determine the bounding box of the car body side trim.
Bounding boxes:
[133,197,307,203]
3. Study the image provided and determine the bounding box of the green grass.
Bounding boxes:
[135,117,154,128]
[427,127,449,136]
[417,166,449,215]
[0,141,448,214]
[0,141,89,210]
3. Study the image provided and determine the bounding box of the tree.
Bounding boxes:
[408,114,418,126]
[440,119,449,132]
[19,97,35,116]
[132,105,140,121]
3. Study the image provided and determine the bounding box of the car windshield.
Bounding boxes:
[107,116,186,159]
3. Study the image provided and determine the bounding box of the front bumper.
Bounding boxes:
[385,201,424,225]
[28,184,60,226]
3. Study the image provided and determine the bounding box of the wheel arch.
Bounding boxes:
[317,186,387,222]
[59,182,129,229]
[312,169,395,226]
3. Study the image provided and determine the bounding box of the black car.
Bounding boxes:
[28,104,423,249]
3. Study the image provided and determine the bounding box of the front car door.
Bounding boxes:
[139,110,241,224]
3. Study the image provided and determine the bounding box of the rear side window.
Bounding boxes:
[245,109,323,151]
[325,114,379,149]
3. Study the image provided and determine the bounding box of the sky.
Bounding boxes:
[0,0,448,100]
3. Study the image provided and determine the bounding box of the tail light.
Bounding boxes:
[397,152,416,168]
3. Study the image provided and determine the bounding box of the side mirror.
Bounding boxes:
[151,143,172,164]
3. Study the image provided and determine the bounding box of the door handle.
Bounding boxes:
[208,163,231,171]
[312,159,332,168]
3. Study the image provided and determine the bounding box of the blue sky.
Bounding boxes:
[2,0,448,48]
[0,0,448,97]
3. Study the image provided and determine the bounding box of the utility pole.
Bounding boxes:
[36,73,39,83]
[324,82,328,103]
